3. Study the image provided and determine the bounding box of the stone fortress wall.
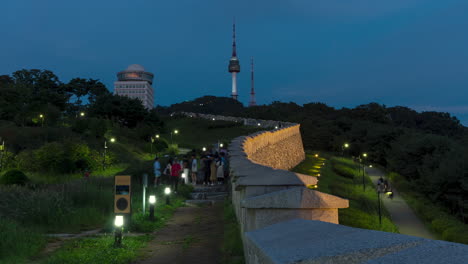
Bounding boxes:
[182,112,468,263]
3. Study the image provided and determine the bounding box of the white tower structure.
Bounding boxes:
[228,21,240,100]
[114,64,155,109]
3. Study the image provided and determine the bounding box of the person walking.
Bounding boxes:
[171,157,182,193]
[210,155,217,185]
[153,157,161,187]
[191,154,198,185]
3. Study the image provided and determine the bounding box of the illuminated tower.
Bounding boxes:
[228,20,240,100]
[249,57,256,107]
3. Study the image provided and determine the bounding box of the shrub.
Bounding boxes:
[0,169,28,185]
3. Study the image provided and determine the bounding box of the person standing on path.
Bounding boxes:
[163,159,173,185]
[191,154,198,185]
[210,155,217,185]
[216,155,224,184]
[153,157,161,186]
[203,154,212,185]
[171,157,182,193]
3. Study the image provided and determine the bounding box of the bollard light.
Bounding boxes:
[257,123,261,126]
[149,195,156,204]
[114,215,124,227]
[165,187,171,205]
[275,126,278,129]
[202,147,206,152]
[220,143,224,148]
[80,112,85,117]
[149,195,156,221]
[114,215,124,246]
[110,137,116,143]
[212,118,215,121]
[314,154,319,158]
[369,165,373,168]
[156,134,160,139]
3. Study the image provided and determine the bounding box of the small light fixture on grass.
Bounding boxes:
[202,147,207,152]
[314,154,319,158]
[257,123,261,126]
[149,195,156,221]
[369,165,373,168]
[165,187,171,205]
[156,134,160,139]
[114,215,124,246]
[80,112,85,117]
[275,126,278,129]
[212,118,215,121]
[220,143,224,148]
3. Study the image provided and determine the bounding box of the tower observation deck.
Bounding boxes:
[228,21,240,100]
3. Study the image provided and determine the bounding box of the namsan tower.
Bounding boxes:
[228,20,240,100]
[249,57,257,107]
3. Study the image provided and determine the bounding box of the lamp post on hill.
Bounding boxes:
[171,130,179,145]
[103,137,116,171]
[360,153,368,191]
[39,114,45,127]
[341,143,349,156]
[377,178,382,226]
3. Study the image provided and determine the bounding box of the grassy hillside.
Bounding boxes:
[293,153,398,233]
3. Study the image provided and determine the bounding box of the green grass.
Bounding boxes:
[293,154,399,233]
[388,172,468,244]
[0,218,46,264]
[222,200,245,264]
[41,235,152,264]
[162,117,263,149]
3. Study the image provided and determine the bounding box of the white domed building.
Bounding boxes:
[114,64,155,109]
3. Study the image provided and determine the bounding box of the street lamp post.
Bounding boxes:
[361,153,367,191]
[39,114,45,127]
[103,138,116,171]
[341,143,349,156]
[377,185,382,226]
[170,130,179,145]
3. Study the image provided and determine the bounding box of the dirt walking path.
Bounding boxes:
[134,203,224,264]
[367,167,435,239]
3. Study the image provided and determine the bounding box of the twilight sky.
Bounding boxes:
[2,0,468,123]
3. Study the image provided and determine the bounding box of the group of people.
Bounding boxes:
[152,151,228,193]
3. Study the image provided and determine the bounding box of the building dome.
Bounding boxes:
[117,64,154,84]
[126,64,145,72]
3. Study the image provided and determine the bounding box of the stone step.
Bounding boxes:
[206,194,228,200]
[193,185,228,193]
[190,192,228,200]
[185,200,215,206]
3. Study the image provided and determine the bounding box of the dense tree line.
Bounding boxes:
[0,69,164,174]
[160,97,468,223]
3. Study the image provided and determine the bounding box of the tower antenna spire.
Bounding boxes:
[249,57,257,107]
[232,17,237,57]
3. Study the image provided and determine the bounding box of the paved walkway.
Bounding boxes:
[366,167,435,239]
[134,204,223,264]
